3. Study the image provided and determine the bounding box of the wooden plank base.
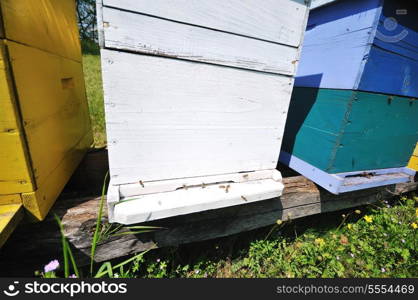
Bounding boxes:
[0,149,416,275]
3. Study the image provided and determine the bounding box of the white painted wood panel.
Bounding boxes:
[102,7,299,75]
[102,50,293,185]
[112,175,284,224]
[102,0,309,48]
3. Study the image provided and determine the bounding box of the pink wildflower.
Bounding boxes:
[44,260,60,273]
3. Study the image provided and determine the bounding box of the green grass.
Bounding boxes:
[82,53,106,147]
[80,50,417,278]
[133,196,417,278]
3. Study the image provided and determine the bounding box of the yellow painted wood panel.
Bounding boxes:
[0,203,23,248]
[0,194,21,205]
[0,40,34,194]
[0,0,92,238]
[0,0,82,62]
[7,41,92,193]
[413,144,418,157]
[408,155,418,171]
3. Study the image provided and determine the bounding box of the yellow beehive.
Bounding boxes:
[0,0,92,247]
[408,144,418,171]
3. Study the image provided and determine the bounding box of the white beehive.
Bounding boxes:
[97,0,310,224]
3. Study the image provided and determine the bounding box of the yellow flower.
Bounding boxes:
[347,224,353,230]
[276,219,283,225]
[315,238,325,246]
[364,215,373,223]
[412,223,418,229]
[415,208,418,218]
[355,210,361,215]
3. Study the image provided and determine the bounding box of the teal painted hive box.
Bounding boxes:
[280,0,418,194]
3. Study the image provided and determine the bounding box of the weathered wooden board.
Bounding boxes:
[101,6,299,75]
[0,165,416,273]
[102,50,294,185]
[101,0,309,48]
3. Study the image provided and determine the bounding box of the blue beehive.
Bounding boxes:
[281,0,418,194]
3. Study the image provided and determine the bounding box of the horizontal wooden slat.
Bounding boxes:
[0,0,82,62]
[102,0,309,48]
[102,7,299,75]
[102,50,293,185]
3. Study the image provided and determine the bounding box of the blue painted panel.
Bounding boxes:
[359,46,418,98]
[295,0,382,89]
[359,0,418,97]
[376,0,418,53]
[298,0,418,97]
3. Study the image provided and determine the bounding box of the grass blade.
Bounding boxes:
[65,239,80,278]
[112,249,151,270]
[110,225,162,237]
[94,250,151,278]
[94,262,113,278]
[90,171,109,275]
[54,214,69,278]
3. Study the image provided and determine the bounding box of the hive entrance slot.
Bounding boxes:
[175,180,234,191]
[61,77,75,89]
[343,172,376,179]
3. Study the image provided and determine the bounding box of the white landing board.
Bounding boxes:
[108,169,284,224]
